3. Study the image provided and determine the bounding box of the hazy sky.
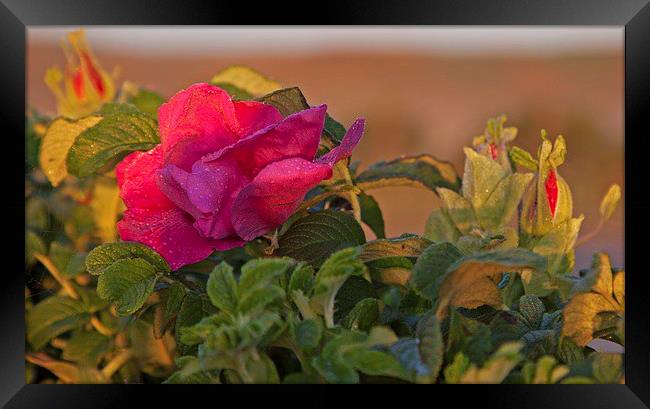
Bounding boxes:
[28,27,622,56]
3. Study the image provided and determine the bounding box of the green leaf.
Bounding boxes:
[163,281,186,323]
[356,154,461,193]
[443,352,471,383]
[437,187,479,235]
[175,293,215,355]
[238,258,293,295]
[86,241,169,276]
[62,330,113,366]
[67,104,159,177]
[211,65,281,97]
[206,262,238,315]
[311,248,367,325]
[347,349,408,380]
[365,257,413,287]
[324,114,347,143]
[213,82,254,100]
[476,172,534,231]
[96,258,159,316]
[278,210,366,267]
[238,286,285,315]
[38,115,103,186]
[389,313,443,383]
[291,318,322,351]
[359,234,431,262]
[164,356,220,384]
[462,147,509,209]
[435,248,547,320]
[27,296,91,350]
[127,88,165,117]
[509,146,538,171]
[359,193,385,239]
[256,87,309,117]
[424,208,461,243]
[342,298,380,331]
[599,184,621,221]
[288,262,315,296]
[411,242,464,301]
[518,295,545,329]
[333,276,377,322]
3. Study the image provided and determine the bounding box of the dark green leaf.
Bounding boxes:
[206,262,238,315]
[86,241,170,276]
[127,89,165,117]
[359,193,385,239]
[62,330,113,366]
[96,258,159,316]
[291,318,322,351]
[411,242,464,301]
[356,154,461,192]
[256,87,309,117]
[278,210,365,267]
[67,104,159,177]
[341,298,380,331]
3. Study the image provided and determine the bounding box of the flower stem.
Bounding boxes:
[101,349,134,379]
[33,253,79,299]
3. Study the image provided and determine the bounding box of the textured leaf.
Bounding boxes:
[211,66,282,97]
[39,115,102,186]
[238,258,293,296]
[175,293,215,355]
[333,276,377,322]
[238,286,285,315]
[562,253,624,346]
[288,262,315,296]
[356,154,460,192]
[365,257,413,286]
[359,193,385,239]
[360,234,431,262]
[342,298,380,331]
[206,262,238,315]
[278,210,366,267]
[27,296,91,350]
[509,146,538,171]
[96,258,159,316]
[518,295,545,329]
[164,356,220,384]
[67,104,159,177]
[462,147,509,209]
[435,248,547,320]
[311,248,367,322]
[476,172,533,230]
[411,242,464,301]
[86,241,169,276]
[390,312,443,383]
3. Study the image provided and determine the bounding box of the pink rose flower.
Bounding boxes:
[116,83,364,270]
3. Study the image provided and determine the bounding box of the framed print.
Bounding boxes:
[2,0,650,407]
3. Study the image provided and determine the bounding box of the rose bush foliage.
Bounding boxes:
[25,31,623,384]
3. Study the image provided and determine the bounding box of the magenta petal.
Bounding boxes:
[203,105,327,178]
[116,145,173,210]
[233,100,283,137]
[156,165,203,220]
[118,207,240,270]
[316,118,365,166]
[231,157,333,241]
[158,83,240,170]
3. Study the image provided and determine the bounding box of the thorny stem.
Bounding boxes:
[34,253,115,336]
[101,349,134,379]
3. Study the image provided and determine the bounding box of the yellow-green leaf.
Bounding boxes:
[39,116,102,186]
[90,176,124,243]
[211,66,281,97]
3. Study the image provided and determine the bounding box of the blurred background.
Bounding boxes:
[27,27,624,269]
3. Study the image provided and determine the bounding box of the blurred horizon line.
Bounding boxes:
[28,27,623,57]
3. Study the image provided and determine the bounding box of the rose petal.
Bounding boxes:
[158,84,284,171]
[202,105,327,178]
[231,157,333,240]
[115,145,173,210]
[316,118,365,166]
[118,206,243,270]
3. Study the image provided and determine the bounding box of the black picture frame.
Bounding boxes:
[3,0,649,407]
